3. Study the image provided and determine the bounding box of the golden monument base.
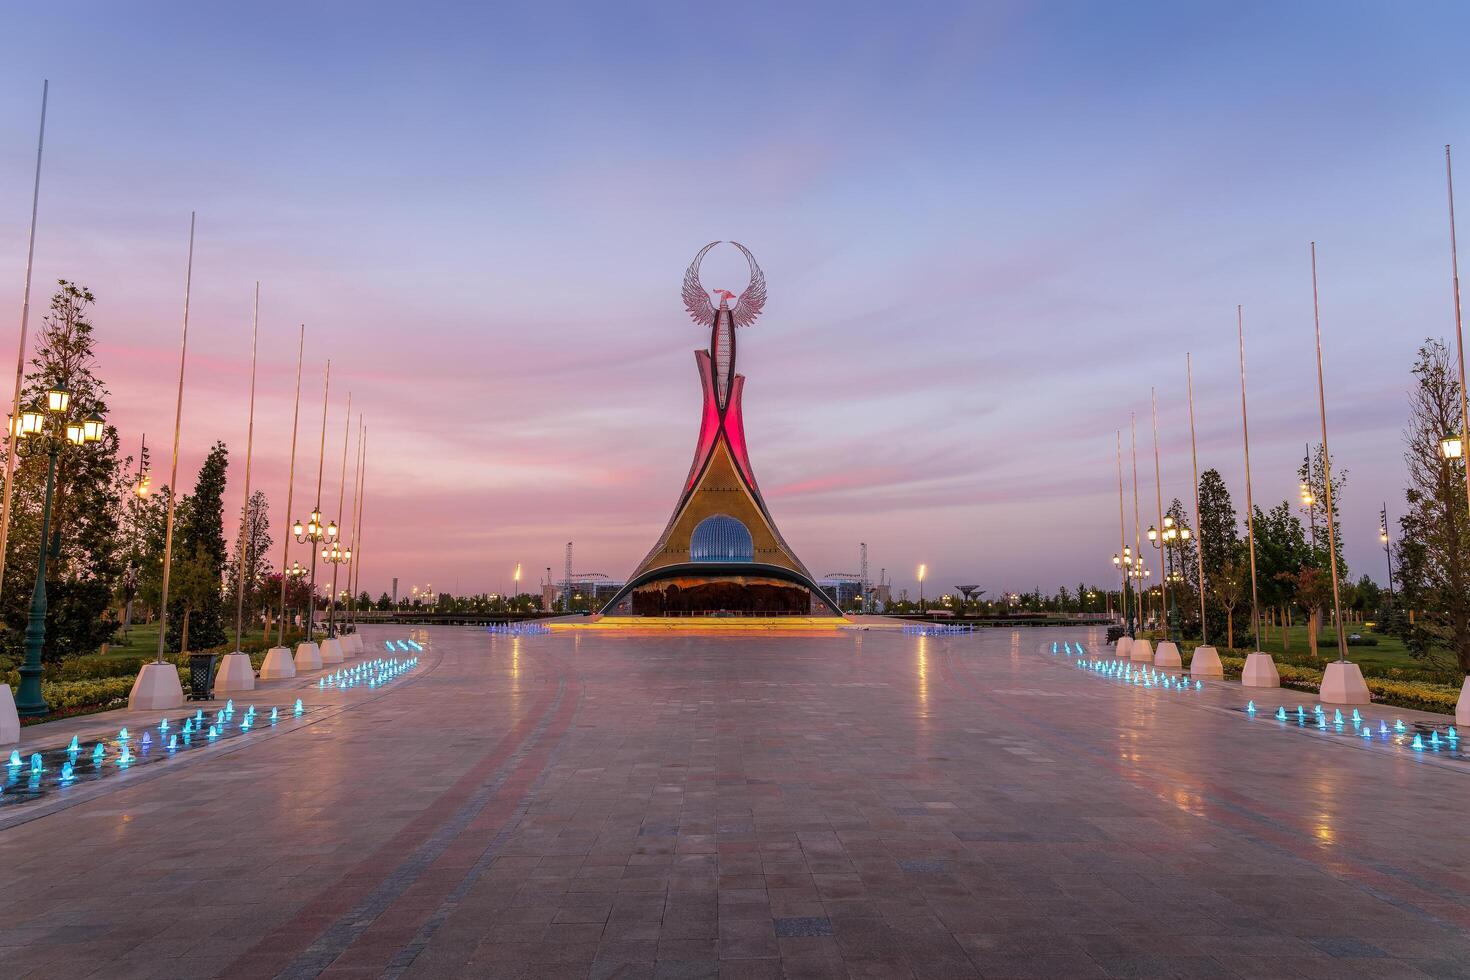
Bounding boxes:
[550,615,851,632]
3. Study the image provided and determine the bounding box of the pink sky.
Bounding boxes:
[0,2,1466,600]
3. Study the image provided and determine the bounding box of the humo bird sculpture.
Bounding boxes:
[681,241,766,409]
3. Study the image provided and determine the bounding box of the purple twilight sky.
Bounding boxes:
[1,1,1469,600]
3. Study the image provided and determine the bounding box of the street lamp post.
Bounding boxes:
[1112,545,1136,637]
[1146,516,1191,642]
[1379,503,1395,607]
[321,539,351,636]
[292,508,331,640]
[285,560,308,630]
[13,388,104,716]
[917,564,927,614]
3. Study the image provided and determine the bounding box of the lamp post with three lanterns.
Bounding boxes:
[12,386,105,716]
[1111,546,1136,637]
[1146,515,1191,642]
[292,508,335,640]
[321,539,351,637]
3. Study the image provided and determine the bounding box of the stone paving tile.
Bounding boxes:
[4,625,1470,979]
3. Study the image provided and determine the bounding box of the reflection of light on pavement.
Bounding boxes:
[1311,773,1337,845]
[1171,788,1206,818]
[512,636,521,681]
[916,635,929,710]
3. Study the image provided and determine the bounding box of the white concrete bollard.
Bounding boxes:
[0,685,18,745]
[259,645,297,680]
[1319,660,1371,705]
[1189,645,1224,679]
[1129,638,1154,662]
[214,652,256,692]
[1153,641,1182,668]
[343,632,362,656]
[1116,636,1133,660]
[294,641,322,672]
[128,662,185,710]
[1241,652,1280,688]
[1457,676,1470,727]
[320,637,345,664]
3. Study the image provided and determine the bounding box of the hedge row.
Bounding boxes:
[1211,653,1459,714]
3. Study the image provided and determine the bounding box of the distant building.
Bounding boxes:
[818,578,865,610]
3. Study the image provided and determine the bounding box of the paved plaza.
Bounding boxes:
[2,625,1469,979]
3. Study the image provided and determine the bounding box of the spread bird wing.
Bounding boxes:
[729,242,766,328]
[682,241,719,327]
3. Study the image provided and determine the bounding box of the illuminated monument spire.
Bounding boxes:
[601,242,841,616]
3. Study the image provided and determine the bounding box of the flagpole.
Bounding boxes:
[351,424,367,626]
[327,392,350,637]
[1186,353,1208,644]
[1310,244,1350,664]
[1238,306,1261,648]
[345,415,363,627]
[306,360,330,641]
[1445,146,1470,523]
[352,429,367,628]
[1150,386,1169,640]
[276,327,304,649]
[1115,430,1131,637]
[1131,413,1144,631]
[231,284,261,652]
[156,213,196,663]
[0,80,49,601]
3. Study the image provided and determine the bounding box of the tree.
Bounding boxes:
[166,442,228,652]
[1393,340,1470,671]
[171,545,218,654]
[1210,560,1248,649]
[376,591,392,611]
[1252,502,1311,648]
[0,282,128,662]
[223,489,272,633]
[1279,564,1331,660]
[1196,469,1240,578]
[1352,575,1383,619]
[1297,443,1348,570]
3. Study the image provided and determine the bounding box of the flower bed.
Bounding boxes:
[1204,652,1459,714]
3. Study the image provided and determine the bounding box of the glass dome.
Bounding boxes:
[690,514,753,563]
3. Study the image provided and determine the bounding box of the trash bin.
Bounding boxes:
[188,652,218,701]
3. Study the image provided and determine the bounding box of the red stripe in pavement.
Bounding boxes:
[317,666,584,977]
[221,653,569,980]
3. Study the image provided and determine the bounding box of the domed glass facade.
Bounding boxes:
[690,514,753,563]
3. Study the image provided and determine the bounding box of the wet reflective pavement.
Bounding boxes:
[1,625,1468,979]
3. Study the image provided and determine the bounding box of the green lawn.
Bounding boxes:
[102,623,299,660]
[1173,621,1460,683]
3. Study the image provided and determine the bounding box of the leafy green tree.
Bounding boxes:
[1352,575,1383,619]
[1210,560,1248,649]
[1278,564,1332,660]
[171,545,218,653]
[166,442,228,652]
[1251,502,1310,648]
[0,282,127,662]
[223,489,272,633]
[1393,340,1470,671]
[1297,443,1347,570]
[1196,469,1240,578]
